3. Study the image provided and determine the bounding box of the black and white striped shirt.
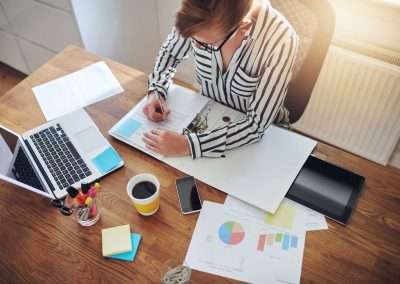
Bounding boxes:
[148,3,298,159]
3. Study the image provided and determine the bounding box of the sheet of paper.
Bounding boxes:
[109,84,209,158]
[33,61,124,121]
[224,195,328,232]
[184,201,305,284]
[167,125,316,214]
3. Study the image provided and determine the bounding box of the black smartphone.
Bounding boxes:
[175,176,202,214]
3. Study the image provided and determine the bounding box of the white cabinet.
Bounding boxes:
[0,3,7,29]
[0,0,82,74]
[1,0,82,52]
[18,38,55,71]
[39,0,72,12]
[0,30,29,73]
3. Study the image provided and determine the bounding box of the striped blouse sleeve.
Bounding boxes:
[185,32,299,159]
[148,28,192,98]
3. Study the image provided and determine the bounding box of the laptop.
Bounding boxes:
[0,109,124,200]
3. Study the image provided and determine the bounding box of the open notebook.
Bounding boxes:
[109,84,316,213]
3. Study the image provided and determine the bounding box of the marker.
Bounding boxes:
[66,186,80,208]
[85,196,93,207]
[81,182,90,194]
[77,192,87,206]
[94,182,101,191]
[88,186,97,198]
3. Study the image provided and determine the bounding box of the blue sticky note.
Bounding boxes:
[115,118,142,138]
[92,147,122,175]
[108,233,141,262]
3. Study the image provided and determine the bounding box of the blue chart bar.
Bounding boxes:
[282,234,290,250]
[290,236,298,248]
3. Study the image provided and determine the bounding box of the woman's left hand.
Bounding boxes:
[143,129,190,156]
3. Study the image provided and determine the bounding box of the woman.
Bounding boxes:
[143,0,298,159]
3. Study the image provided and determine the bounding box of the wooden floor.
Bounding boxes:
[0,62,26,97]
[0,61,399,283]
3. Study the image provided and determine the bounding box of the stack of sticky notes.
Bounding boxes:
[102,224,141,262]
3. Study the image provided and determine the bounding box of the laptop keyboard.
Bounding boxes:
[12,148,45,192]
[30,124,92,189]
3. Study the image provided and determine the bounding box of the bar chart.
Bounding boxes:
[257,233,298,251]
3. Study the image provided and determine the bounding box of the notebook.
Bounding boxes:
[102,224,132,257]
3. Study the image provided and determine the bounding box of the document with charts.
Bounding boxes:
[109,84,209,159]
[184,201,305,284]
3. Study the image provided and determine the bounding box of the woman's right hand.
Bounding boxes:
[143,92,171,122]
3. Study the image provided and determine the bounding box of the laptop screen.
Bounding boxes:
[0,127,18,176]
[0,127,49,198]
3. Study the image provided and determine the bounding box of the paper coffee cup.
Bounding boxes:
[127,173,160,216]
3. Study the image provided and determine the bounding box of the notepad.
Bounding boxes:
[108,233,141,262]
[92,147,122,175]
[102,225,132,257]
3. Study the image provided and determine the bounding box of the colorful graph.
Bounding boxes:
[257,233,298,251]
[218,221,245,245]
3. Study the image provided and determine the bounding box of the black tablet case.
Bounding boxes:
[286,155,365,224]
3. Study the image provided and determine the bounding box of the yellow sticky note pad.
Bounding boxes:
[102,225,132,257]
[264,203,295,229]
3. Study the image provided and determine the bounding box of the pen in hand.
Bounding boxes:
[155,92,165,115]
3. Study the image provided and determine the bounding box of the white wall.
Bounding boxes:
[71,0,160,73]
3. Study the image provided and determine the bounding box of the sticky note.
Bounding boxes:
[102,225,132,257]
[92,147,122,174]
[264,203,296,230]
[115,118,141,138]
[108,233,141,262]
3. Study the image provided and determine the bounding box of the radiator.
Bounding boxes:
[293,46,400,165]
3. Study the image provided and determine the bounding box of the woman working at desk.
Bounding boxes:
[143,0,298,159]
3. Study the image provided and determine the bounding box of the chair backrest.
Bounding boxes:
[270,0,336,123]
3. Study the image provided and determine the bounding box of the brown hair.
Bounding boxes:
[176,0,253,38]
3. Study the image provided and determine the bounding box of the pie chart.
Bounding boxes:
[218,221,245,245]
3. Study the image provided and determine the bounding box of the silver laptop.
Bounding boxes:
[0,109,124,199]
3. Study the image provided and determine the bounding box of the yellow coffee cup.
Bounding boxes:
[127,173,160,216]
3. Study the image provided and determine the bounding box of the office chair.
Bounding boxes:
[271,0,336,124]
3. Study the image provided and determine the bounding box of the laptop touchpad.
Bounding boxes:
[74,127,107,155]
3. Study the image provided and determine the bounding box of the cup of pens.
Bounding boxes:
[66,181,101,227]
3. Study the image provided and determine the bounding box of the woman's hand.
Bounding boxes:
[143,129,190,156]
[143,92,171,122]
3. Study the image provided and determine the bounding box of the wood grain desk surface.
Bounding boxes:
[0,45,399,284]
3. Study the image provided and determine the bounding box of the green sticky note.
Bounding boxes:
[92,147,122,175]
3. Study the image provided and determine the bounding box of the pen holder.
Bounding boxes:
[76,197,100,227]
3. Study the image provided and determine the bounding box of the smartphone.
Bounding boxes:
[175,176,202,214]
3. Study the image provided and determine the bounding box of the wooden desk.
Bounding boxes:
[0,46,399,284]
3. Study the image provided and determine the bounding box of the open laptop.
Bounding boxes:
[0,109,124,200]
